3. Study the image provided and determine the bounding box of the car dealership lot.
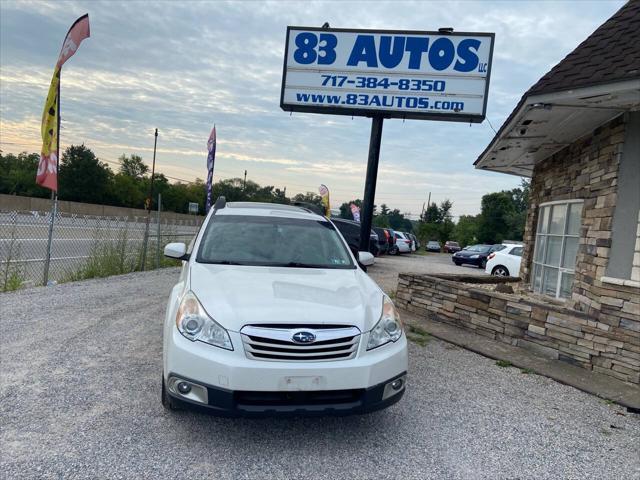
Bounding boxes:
[369,252,486,293]
[1,265,638,479]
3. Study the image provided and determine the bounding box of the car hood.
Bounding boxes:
[189,263,383,333]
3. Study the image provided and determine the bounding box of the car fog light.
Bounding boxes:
[177,382,191,394]
[391,379,403,390]
[183,316,203,335]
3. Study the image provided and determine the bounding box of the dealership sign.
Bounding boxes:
[281,27,494,122]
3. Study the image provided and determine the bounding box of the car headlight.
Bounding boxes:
[175,291,233,350]
[470,254,480,259]
[367,296,403,350]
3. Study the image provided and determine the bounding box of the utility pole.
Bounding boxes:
[155,193,161,269]
[243,170,247,190]
[140,128,158,271]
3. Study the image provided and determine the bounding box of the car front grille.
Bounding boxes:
[234,389,363,407]
[240,325,360,362]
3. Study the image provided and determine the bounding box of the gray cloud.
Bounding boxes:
[0,0,625,216]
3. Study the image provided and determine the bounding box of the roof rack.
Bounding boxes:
[292,201,324,216]
[213,196,226,212]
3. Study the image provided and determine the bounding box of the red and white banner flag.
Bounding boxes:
[36,14,90,192]
[57,14,91,69]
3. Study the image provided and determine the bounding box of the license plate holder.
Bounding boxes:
[279,376,327,391]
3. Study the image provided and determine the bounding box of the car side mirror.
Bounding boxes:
[358,251,375,266]
[164,242,189,261]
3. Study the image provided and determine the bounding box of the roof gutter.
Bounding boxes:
[474,79,640,171]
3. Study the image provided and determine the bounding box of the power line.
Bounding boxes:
[485,117,498,135]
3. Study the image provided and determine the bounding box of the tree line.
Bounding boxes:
[415,180,530,246]
[1,145,529,244]
[2,146,321,214]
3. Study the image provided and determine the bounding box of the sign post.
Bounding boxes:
[280,26,494,249]
[360,115,383,251]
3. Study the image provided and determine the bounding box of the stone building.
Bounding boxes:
[475,1,640,381]
[397,2,640,384]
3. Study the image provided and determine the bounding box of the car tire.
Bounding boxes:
[480,259,487,269]
[454,261,462,266]
[162,376,180,411]
[492,266,509,276]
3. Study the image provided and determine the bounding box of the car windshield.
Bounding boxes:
[196,215,354,269]
[467,245,492,253]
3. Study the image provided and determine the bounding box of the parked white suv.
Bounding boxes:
[393,232,412,254]
[485,244,523,277]
[162,199,408,416]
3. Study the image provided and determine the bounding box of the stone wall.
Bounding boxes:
[632,211,640,282]
[396,273,640,385]
[518,114,639,361]
[520,114,639,310]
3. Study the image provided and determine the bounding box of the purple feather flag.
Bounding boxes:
[205,125,216,213]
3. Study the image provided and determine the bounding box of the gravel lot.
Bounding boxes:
[368,252,486,294]
[1,262,639,479]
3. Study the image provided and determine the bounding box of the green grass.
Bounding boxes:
[495,360,513,368]
[2,270,24,292]
[520,367,535,375]
[1,226,25,292]
[407,324,430,347]
[63,227,181,283]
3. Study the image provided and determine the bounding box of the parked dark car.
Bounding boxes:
[490,244,507,253]
[372,227,390,255]
[452,244,496,269]
[331,218,379,257]
[444,240,461,253]
[426,241,441,253]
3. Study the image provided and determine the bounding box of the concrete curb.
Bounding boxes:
[400,309,640,413]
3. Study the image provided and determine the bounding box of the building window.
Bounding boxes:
[532,201,583,299]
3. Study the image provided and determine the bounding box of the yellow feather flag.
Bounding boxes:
[36,14,90,192]
[36,68,61,191]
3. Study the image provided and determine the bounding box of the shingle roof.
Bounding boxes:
[475,0,640,166]
[528,0,640,95]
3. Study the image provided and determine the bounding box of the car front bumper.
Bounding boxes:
[452,256,482,265]
[164,329,408,415]
[166,371,407,416]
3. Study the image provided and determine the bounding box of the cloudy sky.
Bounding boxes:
[0,0,625,217]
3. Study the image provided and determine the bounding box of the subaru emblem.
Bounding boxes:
[292,331,316,344]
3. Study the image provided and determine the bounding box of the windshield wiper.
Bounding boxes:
[200,260,246,265]
[277,262,327,269]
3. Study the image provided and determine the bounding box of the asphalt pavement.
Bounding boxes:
[1,258,638,479]
[368,251,487,294]
[0,213,197,285]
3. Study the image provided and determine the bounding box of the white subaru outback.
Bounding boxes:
[162,198,407,416]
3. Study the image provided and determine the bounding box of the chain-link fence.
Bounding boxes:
[0,208,200,291]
